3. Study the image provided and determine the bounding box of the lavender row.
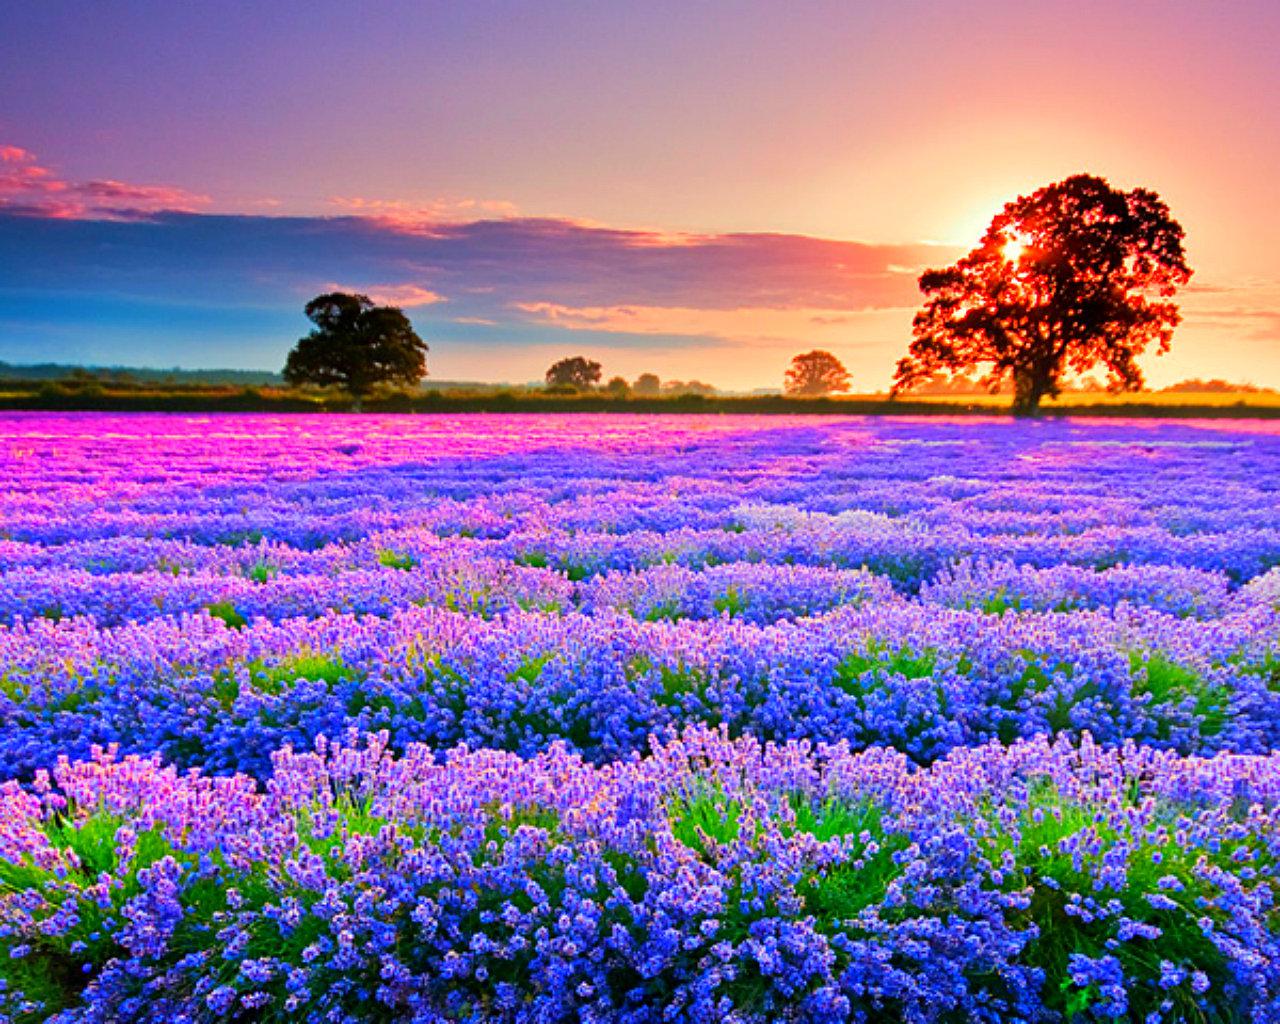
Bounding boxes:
[2,554,1276,631]
[2,602,1278,780]
[0,561,888,628]
[5,516,1280,588]
[2,727,1277,1022]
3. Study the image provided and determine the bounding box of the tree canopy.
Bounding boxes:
[545,356,603,390]
[892,174,1191,414]
[283,293,427,406]
[784,350,852,396]
[632,373,661,396]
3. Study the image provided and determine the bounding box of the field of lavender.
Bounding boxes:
[2,412,1280,1022]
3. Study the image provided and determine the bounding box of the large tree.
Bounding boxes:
[892,174,1191,415]
[545,356,602,391]
[284,292,427,409]
[784,350,852,396]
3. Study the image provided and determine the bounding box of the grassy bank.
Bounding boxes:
[2,380,1279,417]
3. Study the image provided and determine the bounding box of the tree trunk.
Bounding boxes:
[1011,369,1047,417]
[351,393,364,413]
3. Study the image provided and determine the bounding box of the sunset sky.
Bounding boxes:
[2,0,1278,390]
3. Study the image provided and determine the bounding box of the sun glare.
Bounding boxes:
[1001,233,1028,262]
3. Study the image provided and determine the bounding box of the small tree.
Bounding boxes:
[545,356,602,391]
[893,174,1191,415]
[284,292,427,410]
[633,373,662,396]
[669,380,715,396]
[784,350,852,396]
[605,376,631,397]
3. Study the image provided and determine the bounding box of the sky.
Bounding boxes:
[2,0,1278,390]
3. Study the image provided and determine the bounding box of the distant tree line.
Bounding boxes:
[540,357,717,396]
[279,173,1200,414]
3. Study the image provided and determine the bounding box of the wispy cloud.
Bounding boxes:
[325,283,445,308]
[327,194,520,229]
[0,146,210,220]
[513,300,916,351]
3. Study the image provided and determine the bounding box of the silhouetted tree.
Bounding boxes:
[661,380,716,396]
[893,174,1191,415]
[633,373,662,396]
[284,292,427,410]
[605,376,631,397]
[1162,378,1270,394]
[545,356,602,391]
[784,350,852,396]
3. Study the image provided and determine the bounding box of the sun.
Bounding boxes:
[1001,232,1029,263]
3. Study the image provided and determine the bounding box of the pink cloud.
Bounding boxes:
[0,144,210,219]
[327,194,519,230]
[324,282,445,308]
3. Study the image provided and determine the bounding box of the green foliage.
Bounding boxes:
[1002,654,1093,736]
[790,796,908,923]
[1131,651,1229,739]
[713,585,746,617]
[0,810,199,1021]
[204,601,247,629]
[626,657,713,713]
[643,599,686,622]
[246,559,277,583]
[509,652,554,687]
[215,529,265,547]
[376,548,417,571]
[834,643,938,694]
[480,802,562,845]
[982,777,1246,1022]
[513,595,564,613]
[668,784,745,858]
[979,586,1016,614]
[212,651,357,708]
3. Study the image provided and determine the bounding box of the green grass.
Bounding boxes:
[376,548,417,571]
[204,600,247,629]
